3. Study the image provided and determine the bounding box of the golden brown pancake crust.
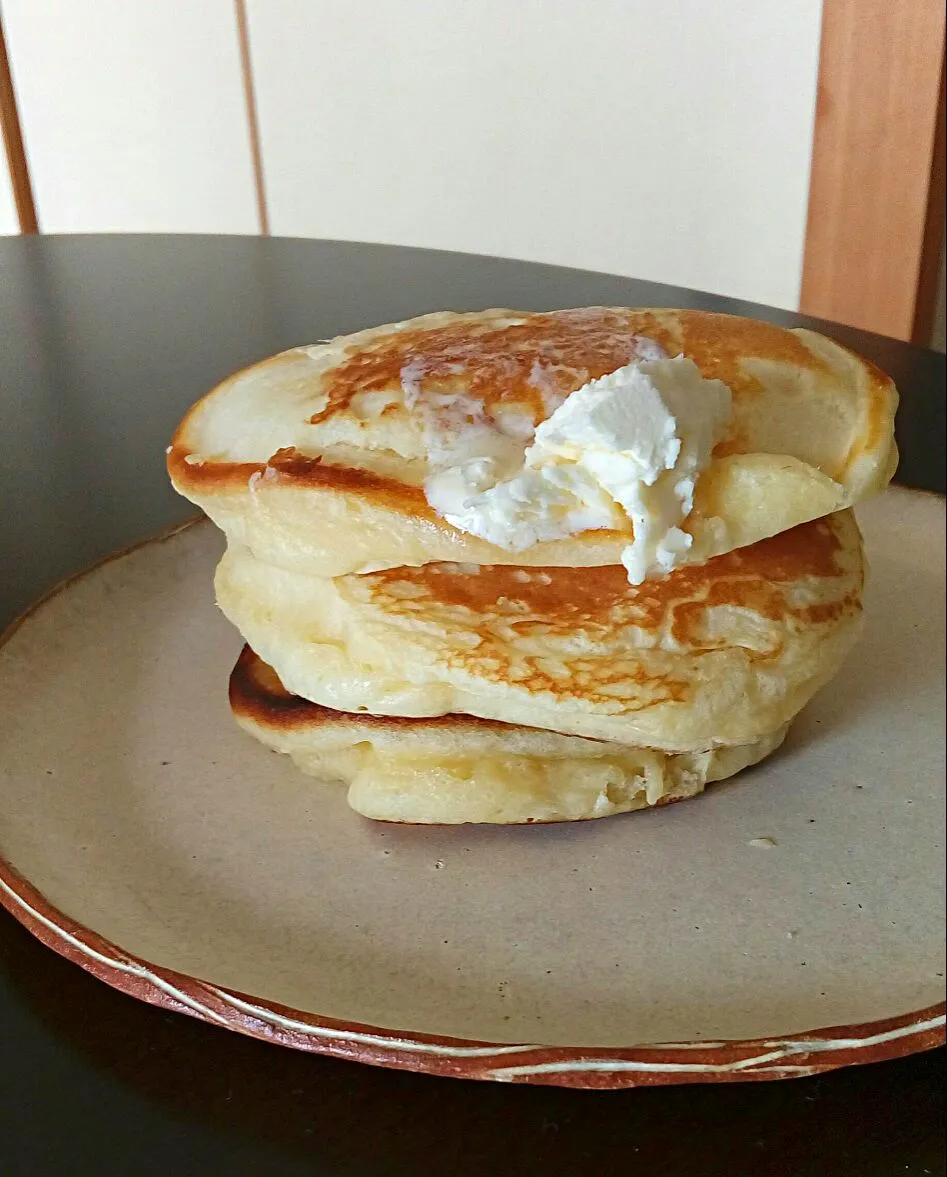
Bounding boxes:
[317,307,824,426]
[346,515,857,705]
[367,515,845,625]
[169,307,893,500]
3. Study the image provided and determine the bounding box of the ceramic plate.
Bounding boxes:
[0,487,943,1087]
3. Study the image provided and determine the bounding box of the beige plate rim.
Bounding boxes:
[0,512,944,1089]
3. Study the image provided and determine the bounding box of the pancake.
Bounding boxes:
[168,307,897,578]
[229,646,789,825]
[215,511,865,753]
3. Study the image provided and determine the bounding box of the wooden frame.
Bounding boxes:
[801,0,945,343]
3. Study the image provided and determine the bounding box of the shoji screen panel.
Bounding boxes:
[2,1,259,234]
[246,0,823,309]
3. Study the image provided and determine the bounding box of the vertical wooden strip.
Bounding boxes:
[0,11,38,233]
[234,0,269,236]
[800,1,945,341]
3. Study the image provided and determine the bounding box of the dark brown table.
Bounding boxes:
[1,235,944,1177]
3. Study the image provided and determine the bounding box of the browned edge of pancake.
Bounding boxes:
[229,644,514,736]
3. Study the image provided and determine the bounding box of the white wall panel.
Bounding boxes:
[0,148,18,234]
[2,1,258,234]
[248,0,822,309]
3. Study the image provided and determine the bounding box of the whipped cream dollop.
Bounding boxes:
[411,343,733,583]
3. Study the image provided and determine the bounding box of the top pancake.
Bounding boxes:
[169,307,898,577]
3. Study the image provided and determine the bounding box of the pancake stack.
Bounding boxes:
[168,308,897,824]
